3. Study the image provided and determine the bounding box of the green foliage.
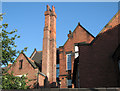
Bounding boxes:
[0,14,29,89]
[2,72,30,89]
[0,14,28,66]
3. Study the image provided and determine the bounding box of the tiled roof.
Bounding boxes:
[27,57,37,69]
[31,51,42,65]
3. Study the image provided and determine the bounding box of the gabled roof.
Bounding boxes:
[7,52,38,71]
[30,48,60,64]
[30,48,37,59]
[77,24,120,47]
[77,10,120,46]
[27,57,37,69]
[19,52,37,69]
[30,49,42,65]
[98,10,120,34]
[62,22,94,47]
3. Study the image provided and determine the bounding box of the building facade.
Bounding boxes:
[6,5,120,88]
[72,10,120,88]
[59,23,94,88]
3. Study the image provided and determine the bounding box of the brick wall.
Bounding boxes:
[59,23,94,88]
[8,53,38,88]
[77,11,120,87]
[78,24,120,88]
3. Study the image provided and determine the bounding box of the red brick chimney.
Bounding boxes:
[50,5,57,84]
[42,5,57,86]
[68,30,73,39]
[42,5,50,77]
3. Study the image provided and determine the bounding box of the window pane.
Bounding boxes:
[75,52,79,58]
[56,64,59,78]
[56,64,59,68]
[67,54,71,70]
[75,46,78,52]
[67,79,72,86]
[56,69,59,78]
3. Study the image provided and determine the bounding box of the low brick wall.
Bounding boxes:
[1,88,120,91]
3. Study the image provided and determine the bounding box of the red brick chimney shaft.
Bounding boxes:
[42,5,57,86]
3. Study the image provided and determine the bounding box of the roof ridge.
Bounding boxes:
[30,48,37,58]
[27,57,35,63]
[98,10,120,34]
[37,51,42,53]
[62,22,94,47]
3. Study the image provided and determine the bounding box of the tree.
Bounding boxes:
[2,72,30,89]
[0,14,27,66]
[0,14,29,89]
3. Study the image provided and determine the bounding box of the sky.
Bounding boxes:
[2,2,119,57]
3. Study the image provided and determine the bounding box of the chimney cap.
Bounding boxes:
[52,6,55,11]
[78,22,80,25]
[47,5,50,11]
[69,30,72,34]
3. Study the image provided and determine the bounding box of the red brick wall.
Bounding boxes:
[8,53,38,88]
[39,74,46,88]
[78,24,120,88]
[59,24,94,88]
[73,10,120,88]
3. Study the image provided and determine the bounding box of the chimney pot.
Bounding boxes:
[52,6,55,11]
[68,30,73,38]
[47,5,50,11]
[78,22,80,25]
[69,30,72,34]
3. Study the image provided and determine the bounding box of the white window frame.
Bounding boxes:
[75,45,79,58]
[15,74,26,77]
[75,46,78,52]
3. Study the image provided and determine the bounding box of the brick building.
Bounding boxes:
[8,5,58,88]
[72,10,120,88]
[7,5,120,88]
[58,23,94,88]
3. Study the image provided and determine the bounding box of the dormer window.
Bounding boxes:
[19,60,23,69]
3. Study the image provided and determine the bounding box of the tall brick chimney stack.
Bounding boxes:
[42,5,51,77]
[42,5,57,86]
[50,5,57,84]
